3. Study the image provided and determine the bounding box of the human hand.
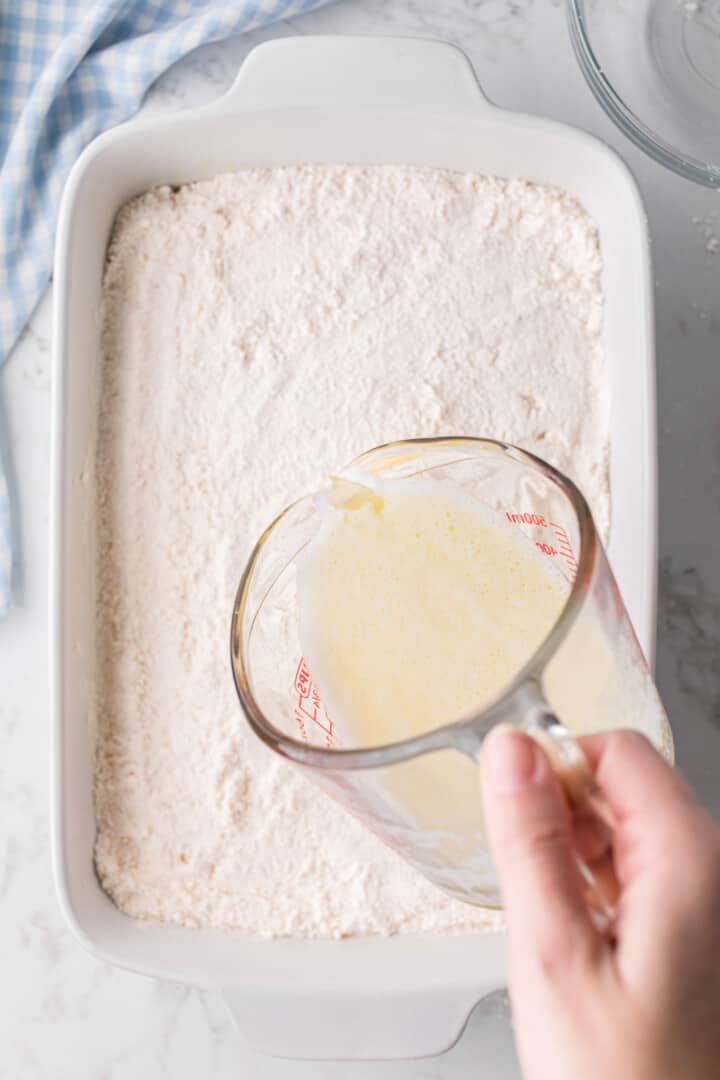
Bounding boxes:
[480,726,720,1080]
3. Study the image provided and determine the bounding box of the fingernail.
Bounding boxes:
[484,725,545,794]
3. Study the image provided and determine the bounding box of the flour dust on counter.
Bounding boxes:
[94,164,608,936]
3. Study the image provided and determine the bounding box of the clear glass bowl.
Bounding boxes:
[568,0,720,187]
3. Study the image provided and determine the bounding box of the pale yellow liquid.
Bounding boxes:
[296,470,670,861]
[297,474,569,749]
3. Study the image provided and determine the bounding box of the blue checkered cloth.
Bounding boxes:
[0,0,331,617]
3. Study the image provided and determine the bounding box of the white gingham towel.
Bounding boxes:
[0,0,331,617]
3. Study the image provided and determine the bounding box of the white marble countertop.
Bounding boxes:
[2,1,719,1077]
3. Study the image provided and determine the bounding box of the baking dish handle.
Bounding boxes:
[214,35,497,115]
[222,981,505,1060]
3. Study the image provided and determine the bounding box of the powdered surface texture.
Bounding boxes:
[95,164,608,937]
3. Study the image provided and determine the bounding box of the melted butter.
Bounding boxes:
[298,471,569,750]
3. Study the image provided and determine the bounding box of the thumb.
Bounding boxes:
[480,724,599,974]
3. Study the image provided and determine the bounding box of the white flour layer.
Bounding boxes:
[95,165,608,937]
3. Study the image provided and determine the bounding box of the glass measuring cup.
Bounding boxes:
[230,438,673,910]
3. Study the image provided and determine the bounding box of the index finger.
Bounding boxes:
[577,732,720,991]
[578,730,691,825]
[576,730,704,890]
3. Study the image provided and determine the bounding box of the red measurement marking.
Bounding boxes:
[550,522,578,578]
[293,658,336,748]
[535,541,558,557]
[505,511,548,528]
[505,509,578,582]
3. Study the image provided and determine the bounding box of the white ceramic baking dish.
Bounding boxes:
[51,35,656,1061]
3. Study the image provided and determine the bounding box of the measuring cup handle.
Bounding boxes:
[523,709,620,931]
